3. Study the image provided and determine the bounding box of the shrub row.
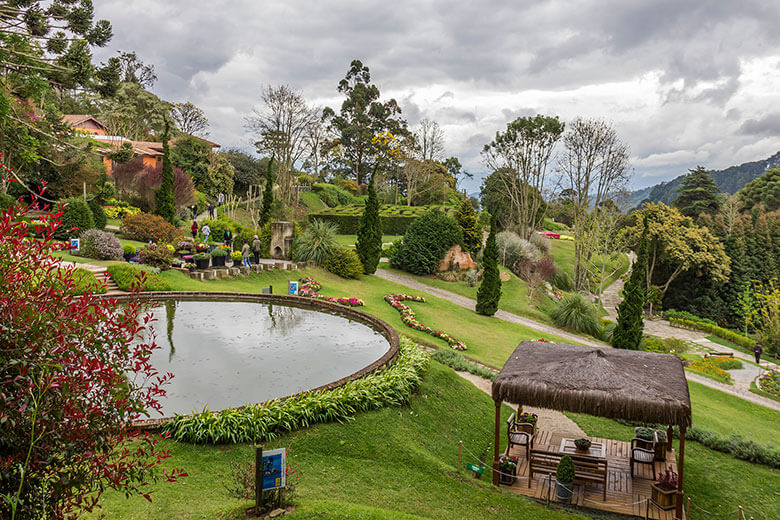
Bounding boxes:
[664,309,717,326]
[163,337,429,444]
[668,317,756,349]
[106,264,173,292]
[430,349,496,381]
[309,204,455,234]
[67,268,107,296]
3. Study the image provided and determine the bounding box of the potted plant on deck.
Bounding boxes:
[574,438,592,452]
[654,429,668,461]
[210,246,229,267]
[497,455,519,485]
[651,468,678,510]
[193,253,210,270]
[555,455,575,502]
[516,412,538,435]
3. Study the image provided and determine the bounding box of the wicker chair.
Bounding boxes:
[506,412,535,459]
[630,437,656,478]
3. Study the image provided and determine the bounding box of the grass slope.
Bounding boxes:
[87,363,590,520]
[158,267,570,368]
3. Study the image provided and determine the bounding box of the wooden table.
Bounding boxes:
[559,438,605,459]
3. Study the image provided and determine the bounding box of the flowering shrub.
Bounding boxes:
[177,240,194,250]
[120,212,182,243]
[103,204,141,219]
[498,455,519,472]
[230,250,243,261]
[298,277,364,307]
[138,243,174,270]
[195,243,210,253]
[687,358,732,384]
[517,412,538,425]
[758,370,780,397]
[78,229,123,260]
[384,294,467,351]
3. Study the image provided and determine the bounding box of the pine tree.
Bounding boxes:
[612,217,648,349]
[154,119,176,223]
[674,166,720,219]
[260,157,274,226]
[356,174,383,274]
[476,215,501,316]
[456,198,481,254]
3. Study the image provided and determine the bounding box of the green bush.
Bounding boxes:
[88,199,107,230]
[294,219,339,264]
[123,244,136,256]
[641,336,689,355]
[430,350,496,381]
[106,264,173,291]
[556,455,575,483]
[163,337,429,444]
[312,183,358,206]
[55,197,94,239]
[138,243,174,270]
[199,216,266,253]
[120,212,182,244]
[0,192,14,210]
[668,317,756,349]
[664,309,717,326]
[78,229,123,260]
[549,270,573,291]
[323,247,363,279]
[308,204,454,234]
[390,210,463,275]
[66,268,107,296]
[550,293,602,337]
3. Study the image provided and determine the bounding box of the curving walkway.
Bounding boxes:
[375,268,609,348]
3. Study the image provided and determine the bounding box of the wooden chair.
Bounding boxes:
[630,437,655,478]
[506,412,535,459]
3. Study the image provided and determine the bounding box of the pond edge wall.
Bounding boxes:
[101,292,400,429]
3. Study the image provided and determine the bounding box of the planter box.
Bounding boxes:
[651,483,677,510]
[195,258,210,270]
[654,442,668,461]
[498,468,517,486]
[211,255,226,267]
[556,480,573,502]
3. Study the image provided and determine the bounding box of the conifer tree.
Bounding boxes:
[356,174,383,274]
[612,217,648,349]
[154,119,176,223]
[456,198,481,254]
[260,157,274,225]
[674,166,720,219]
[476,215,501,316]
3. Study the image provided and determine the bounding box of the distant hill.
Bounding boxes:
[630,151,780,208]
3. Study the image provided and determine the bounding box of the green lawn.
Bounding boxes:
[335,234,402,247]
[549,239,629,292]
[159,267,572,368]
[86,363,590,520]
[300,191,327,211]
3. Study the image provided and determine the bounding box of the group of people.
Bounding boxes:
[189,192,226,220]
[188,220,264,268]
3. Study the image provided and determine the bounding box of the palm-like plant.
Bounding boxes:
[294,219,339,264]
[550,293,603,338]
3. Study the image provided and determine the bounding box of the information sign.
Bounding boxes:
[288,281,298,295]
[261,448,286,490]
[70,238,79,252]
[465,463,484,474]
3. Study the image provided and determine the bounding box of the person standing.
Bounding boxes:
[754,342,764,364]
[251,234,262,264]
[190,204,198,219]
[208,202,215,219]
[201,223,211,243]
[190,220,198,240]
[241,241,252,267]
[224,227,233,249]
[217,192,225,206]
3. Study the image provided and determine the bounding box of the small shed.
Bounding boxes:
[491,341,692,518]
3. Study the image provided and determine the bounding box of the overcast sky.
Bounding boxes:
[93,0,780,193]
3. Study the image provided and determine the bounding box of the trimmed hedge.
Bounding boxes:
[309,204,455,234]
[669,317,756,349]
[67,268,107,296]
[323,247,363,279]
[106,264,173,291]
[163,337,429,444]
[55,197,94,239]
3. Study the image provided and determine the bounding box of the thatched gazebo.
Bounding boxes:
[491,341,692,518]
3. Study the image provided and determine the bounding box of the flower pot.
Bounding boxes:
[651,483,677,510]
[211,255,226,267]
[555,480,573,502]
[123,253,134,262]
[498,467,517,486]
[195,257,210,270]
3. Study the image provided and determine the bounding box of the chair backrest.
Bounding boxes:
[632,437,654,451]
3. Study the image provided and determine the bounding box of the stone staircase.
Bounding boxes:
[78,264,124,295]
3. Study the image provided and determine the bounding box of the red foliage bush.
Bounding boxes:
[120,212,183,243]
[0,168,185,519]
[514,255,557,296]
[112,158,195,213]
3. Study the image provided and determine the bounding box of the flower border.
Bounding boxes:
[298,278,364,307]
[384,294,467,351]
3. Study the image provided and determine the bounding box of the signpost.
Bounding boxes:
[70,238,79,252]
[255,446,287,511]
[465,462,484,479]
[288,281,298,295]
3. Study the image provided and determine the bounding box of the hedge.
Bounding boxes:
[668,317,756,349]
[106,264,173,292]
[67,268,107,296]
[163,337,429,444]
[308,204,455,234]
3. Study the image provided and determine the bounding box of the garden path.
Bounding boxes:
[374,268,609,348]
[58,260,125,295]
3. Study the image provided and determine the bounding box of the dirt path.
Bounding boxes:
[375,268,609,348]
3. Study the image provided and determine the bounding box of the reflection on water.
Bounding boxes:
[140,300,388,417]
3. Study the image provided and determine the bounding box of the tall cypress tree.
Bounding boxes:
[476,215,501,316]
[260,157,274,226]
[456,198,481,254]
[356,174,382,274]
[612,217,648,349]
[154,119,176,223]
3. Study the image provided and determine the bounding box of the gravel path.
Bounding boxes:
[375,268,609,348]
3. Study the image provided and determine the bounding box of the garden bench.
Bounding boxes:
[528,449,608,500]
[704,352,733,359]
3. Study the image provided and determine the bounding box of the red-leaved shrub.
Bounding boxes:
[120,212,182,243]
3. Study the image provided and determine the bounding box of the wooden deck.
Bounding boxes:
[502,429,681,519]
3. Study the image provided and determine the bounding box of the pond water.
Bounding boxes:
[140,300,389,418]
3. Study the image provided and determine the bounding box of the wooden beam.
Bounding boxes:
[493,399,501,485]
[676,425,686,520]
[667,424,674,450]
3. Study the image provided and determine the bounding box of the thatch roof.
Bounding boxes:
[492,341,692,427]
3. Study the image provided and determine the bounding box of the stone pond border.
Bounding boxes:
[99,292,400,429]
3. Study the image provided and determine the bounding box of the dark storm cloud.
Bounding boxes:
[739,113,780,137]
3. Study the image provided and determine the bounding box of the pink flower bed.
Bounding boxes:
[298,278,364,307]
[383,294,467,351]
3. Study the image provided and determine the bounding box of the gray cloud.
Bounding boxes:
[739,113,780,136]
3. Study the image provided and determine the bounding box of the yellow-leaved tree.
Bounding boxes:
[748,279,780,355]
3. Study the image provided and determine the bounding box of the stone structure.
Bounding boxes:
[438,244,477,272]
[270,221,295,259]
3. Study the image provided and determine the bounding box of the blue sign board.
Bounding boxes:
[288,281,298,295]
[70,238,80,252]
[261,448,286,490]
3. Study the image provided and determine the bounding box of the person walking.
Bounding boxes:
[208,202,215,219]
[217,192,225,206]
[190,220,198,240]
[251,234,262,264]
[190,204,198,219]
[223,227,233,249]
[241,241,252,267]
[201,223,211,243]
[754,342,764,364]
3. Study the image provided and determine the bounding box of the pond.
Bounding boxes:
[140,299,390,418]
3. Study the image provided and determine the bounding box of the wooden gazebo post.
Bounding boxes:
[675,425,686,520]
[493,399,501,485]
